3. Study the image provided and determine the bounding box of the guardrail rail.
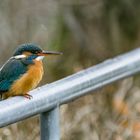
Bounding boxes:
[1,48,140,140]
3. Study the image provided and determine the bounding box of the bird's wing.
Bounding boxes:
[0,58,28,93]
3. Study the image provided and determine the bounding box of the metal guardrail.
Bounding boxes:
[1,48,140,140]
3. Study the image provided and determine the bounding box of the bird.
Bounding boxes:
[0,43,62,99]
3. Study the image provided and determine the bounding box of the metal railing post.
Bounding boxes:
[40,106,60,140]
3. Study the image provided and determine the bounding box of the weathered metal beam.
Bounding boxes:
[0,48,140,127]
[40,107,60,140]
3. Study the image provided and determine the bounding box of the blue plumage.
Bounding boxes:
[13,43,42,56]
[0,58,28,92]
[0,44,43,94]
[0,43,61,99]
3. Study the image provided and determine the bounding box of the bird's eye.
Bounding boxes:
[33,51,39,54]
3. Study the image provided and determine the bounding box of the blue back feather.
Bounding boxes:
[0,58,28,92]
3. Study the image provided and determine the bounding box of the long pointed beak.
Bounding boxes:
[38,51,63,56]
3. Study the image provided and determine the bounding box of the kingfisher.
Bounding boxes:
[0,43,62,99]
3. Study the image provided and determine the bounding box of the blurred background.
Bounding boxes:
[0,0,140,140]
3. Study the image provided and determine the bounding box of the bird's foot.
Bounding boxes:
[0,94,3,101]
[24,93,33,99]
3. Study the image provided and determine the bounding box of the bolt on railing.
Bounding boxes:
[0,48,140,140]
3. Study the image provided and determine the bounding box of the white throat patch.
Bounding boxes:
[36,56,44,61]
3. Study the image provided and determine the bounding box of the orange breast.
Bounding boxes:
[9,60,44,96]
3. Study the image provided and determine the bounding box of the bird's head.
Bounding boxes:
[13,43,62,61]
